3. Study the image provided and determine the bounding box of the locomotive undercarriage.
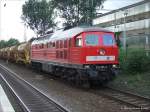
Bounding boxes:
[85,65,117,86]
[54,64,117,88]
[31,61,117,88]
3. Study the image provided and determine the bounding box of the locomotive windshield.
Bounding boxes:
[85,34,99,46]
[85,33,115,46]
[102,34,115,46]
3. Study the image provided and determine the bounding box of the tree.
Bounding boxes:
[0,40,7,48]
[52,0,105,27]
[22,0,55,36]
[6,38,19,47]
[0,38,19,48]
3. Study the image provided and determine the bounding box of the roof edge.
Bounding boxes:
[94,0,148,19]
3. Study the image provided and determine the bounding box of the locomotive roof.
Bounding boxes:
[31,26,112,45]
[32,33,52,45]
[50,26,112,41]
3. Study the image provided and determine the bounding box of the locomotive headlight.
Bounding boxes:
[84,65,90,68]
[99,49,105,55]
[113,64,117,67]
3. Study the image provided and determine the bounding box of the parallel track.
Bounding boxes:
[0,64,69,112]
[91,86,150,111]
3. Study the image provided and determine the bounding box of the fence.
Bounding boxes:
[120,34,150,56]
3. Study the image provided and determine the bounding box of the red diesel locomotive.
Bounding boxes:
[31,26,119,87]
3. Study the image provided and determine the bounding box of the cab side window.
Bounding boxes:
[75,35,82,47]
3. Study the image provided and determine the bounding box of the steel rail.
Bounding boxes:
[0,73,29,112]
[107,86,150,101]
[0,64,69,112]
[90,86,150,110]
[105,87,150,107]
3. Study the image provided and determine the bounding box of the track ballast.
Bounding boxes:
[0,64,68,112]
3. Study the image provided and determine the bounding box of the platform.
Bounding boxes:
[0,85,15,112]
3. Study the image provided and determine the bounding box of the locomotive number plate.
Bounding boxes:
[86,56,115,61]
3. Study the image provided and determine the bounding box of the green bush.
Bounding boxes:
[119,49,150,74]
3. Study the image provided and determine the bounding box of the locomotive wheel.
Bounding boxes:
[75,70,90,89]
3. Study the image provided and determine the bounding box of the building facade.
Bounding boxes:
[93,0,150,38]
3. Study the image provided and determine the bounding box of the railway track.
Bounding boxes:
[0,64,69,112]
[0,62,150,112]
[91,86,150,111]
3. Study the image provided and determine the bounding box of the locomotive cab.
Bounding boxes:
[74,31,118,64]
[74,31,119,82]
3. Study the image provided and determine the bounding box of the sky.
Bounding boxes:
[0,0,144,42]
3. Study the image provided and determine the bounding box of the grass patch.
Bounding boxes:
[109,72,150,98]
[119,48,150,74]
[109,48,150,98]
